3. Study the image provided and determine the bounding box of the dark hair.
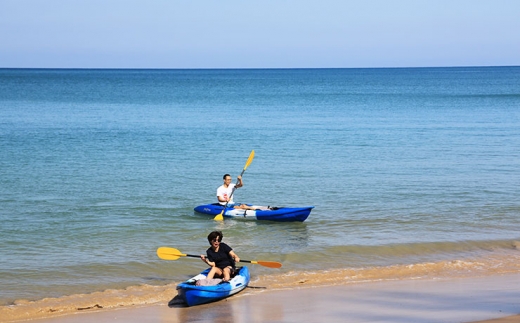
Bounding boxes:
[207,231,223,243]
[223,174,231,180]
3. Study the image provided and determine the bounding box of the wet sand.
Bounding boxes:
[14,274,520,323]
[471,315,520,322]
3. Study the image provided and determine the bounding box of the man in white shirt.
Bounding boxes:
[217,174,254,209]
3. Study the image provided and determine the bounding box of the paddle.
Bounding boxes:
[214,150,255,221]
[157,246,282,269]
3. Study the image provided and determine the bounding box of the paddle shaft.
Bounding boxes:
[219,168,245,210]
[156,246,282,268]
[214,150,255,221]
[183,252,258,265]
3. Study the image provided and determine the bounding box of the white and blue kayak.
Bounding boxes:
[176,266,250,307]
[194,203,314,222]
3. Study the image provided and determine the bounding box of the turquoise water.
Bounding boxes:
[1,67,520,308]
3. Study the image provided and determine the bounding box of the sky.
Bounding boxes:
[1,0,519,69]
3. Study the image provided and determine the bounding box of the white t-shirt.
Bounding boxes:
[217,183,236,205]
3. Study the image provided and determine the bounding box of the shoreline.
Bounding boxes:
[8,273,520,323]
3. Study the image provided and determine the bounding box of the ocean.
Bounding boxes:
[1,67,519,319]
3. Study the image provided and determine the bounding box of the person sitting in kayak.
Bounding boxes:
[200,231,240,282]
[217,174,255,210]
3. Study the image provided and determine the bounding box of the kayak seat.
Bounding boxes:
[196,278,222,286]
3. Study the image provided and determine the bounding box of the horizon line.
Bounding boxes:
[1,65,519,71]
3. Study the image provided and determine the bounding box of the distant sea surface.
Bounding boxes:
[1,67,519,317]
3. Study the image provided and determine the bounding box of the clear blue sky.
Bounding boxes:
[1,0,519,68]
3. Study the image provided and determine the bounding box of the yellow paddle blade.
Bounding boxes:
[244,150,255,170]
[213,209,224,221]
[156,247,186,260]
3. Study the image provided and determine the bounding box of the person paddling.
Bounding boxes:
[200,231,240,282]
[217,174,254,210]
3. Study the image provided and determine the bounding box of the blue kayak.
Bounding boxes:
[176,266,250,307]
[194,203,314,222]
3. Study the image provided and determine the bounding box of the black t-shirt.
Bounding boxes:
[206,242,234,269]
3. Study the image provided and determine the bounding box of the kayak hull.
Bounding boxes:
[194,204,314,222]
[176,266,250,307]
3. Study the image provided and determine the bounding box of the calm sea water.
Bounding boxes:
[1,67,520,312]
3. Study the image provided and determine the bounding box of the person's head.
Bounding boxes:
[223,174,232,184]
[207,231,223,246]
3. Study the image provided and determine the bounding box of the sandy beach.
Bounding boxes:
[12,273,517,323]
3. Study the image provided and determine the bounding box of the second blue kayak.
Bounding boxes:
[194,203,314,222]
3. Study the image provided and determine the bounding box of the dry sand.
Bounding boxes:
[18,274,520,323]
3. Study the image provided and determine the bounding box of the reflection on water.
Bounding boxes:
[173,296,237,323]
